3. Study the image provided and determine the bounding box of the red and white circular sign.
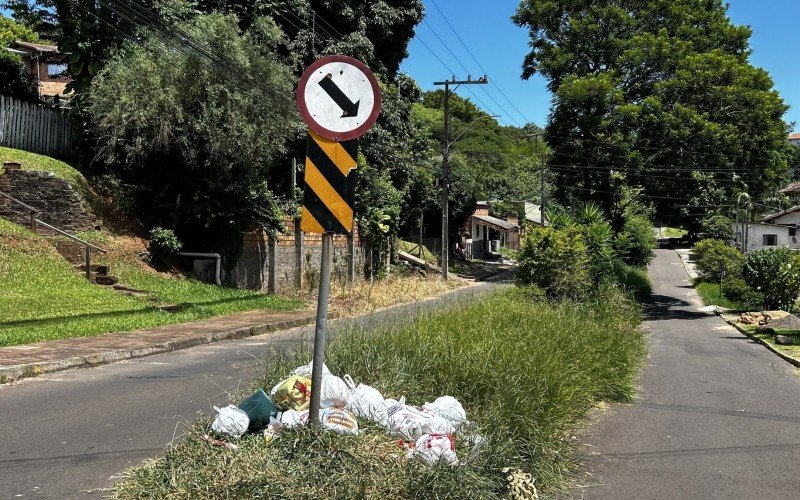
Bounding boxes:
[297,55,381,141]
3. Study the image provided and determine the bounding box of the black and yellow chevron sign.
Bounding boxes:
[300,130,359,234]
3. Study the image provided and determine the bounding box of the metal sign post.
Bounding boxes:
[296,55,381,426]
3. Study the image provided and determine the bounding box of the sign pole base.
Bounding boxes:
[308,232,334,426]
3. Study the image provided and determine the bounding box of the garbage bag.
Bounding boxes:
[320,374,350,408]
[292,360,332,378]
[239,388,279,433]
[279,409,310,428]
[387,404,452,441]
[320,408,359,435]
[211,405,249,439]
[409,433,459,466]
[422,396,467,430]
[270,375,312,411]
[343,374,388,426]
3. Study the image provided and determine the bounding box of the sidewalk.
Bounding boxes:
[0,308,315,382]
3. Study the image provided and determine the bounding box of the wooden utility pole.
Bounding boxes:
[292,158,304,288]
[433,75,488,279]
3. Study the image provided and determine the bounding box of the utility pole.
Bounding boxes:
[535,132,547,225]
[434,75,488,279]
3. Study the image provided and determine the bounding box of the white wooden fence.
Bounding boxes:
[0,95,73,158]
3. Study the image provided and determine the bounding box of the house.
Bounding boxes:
[733,205,800,252]
[5,41,72,103]
[516,201,548,227]
[789,133,800,147]
[461,201,520,259]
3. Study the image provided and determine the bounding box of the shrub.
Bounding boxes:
[148,227,182,256]
[743,248,800,310]
[518,225,590,300]
[720,277,762,310]
[693,238,744,282]
[701,214,733,241]
[613,262,652,301]
[583,221,616,286]
[614,214,656,267]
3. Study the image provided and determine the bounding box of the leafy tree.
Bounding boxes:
[614,214,656,267]
[0,15,39,100]
[88,13,296,265]
[513,0,792,228]
[693,238,743,283]
[1,0,58,41]
[701,214,734,241]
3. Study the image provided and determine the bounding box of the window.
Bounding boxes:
[47,63,68,78]
[791,226,797,237]
[763,234,778,246]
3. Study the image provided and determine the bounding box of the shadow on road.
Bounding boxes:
[642,294,710,321]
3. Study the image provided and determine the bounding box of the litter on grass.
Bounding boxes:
[206,361,482,467]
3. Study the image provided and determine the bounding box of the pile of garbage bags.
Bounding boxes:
[210,360,479,466]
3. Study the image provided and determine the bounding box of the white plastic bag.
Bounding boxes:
[279,409,310,428]
[384,397,406,417]
[320,375,350,408]
[423,396,467,430]
[211,405,250,439]
[320,408,359,435]
[409,433,459,466]
[343,374,389,426]
[387,404,452,441]
[292,360,332,378]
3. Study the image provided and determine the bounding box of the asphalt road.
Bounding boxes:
[0,282,500,499]
[578,248,800,499]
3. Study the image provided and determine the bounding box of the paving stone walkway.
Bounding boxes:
[0,309,315,381]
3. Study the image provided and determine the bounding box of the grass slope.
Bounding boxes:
[0,219,302,346]
[113,287,646,498]
[0,147,85,187]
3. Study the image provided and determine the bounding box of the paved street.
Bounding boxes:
[0,283,498,499]
[579,248,800,499]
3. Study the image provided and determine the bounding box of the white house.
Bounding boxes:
[733,205,800,251]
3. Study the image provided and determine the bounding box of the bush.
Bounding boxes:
[693,239,744,282]
[613,262,652,301]
[583,221,616,286]
[0,51,38,101]
[701,214,733,241]
[614,214,656,267]
[720,277,763,310]
[518,225,590,300]
[743,248,800,310]
[148,227,182,256]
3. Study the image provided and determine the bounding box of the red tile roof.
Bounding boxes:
[789,133,800,141]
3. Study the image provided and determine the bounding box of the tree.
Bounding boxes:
[513,0,792,227]
[1,0,58,41]
[88,13,296,265]
[0,15,39,100]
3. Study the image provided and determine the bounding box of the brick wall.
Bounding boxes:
[0,167,99,232]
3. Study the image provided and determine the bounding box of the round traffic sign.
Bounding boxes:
[297,55,382,141]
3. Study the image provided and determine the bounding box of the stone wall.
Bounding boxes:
[230,216,365,292]
[0,166,99,232]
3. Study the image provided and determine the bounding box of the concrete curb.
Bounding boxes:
[718,314,800,368]
[0,316,315,384]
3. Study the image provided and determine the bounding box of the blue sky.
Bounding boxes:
[3,1,798,131]
[401,0,800,132]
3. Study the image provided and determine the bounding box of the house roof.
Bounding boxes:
[779,182,800,195]
[790,133,800,141]
[473,214,518,231]
[762,204,800,222]
[12,41,61,53]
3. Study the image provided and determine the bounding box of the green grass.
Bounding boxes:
[613,262,652,301]
[0,219,303,346]
[112,287,646,498]
[0,147,84,187]
[397,239,438,264]
[694,280,747,310]
[661,227,687,239]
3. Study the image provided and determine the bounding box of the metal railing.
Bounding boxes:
[0,189,106,280]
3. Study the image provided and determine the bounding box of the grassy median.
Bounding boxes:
[113,287,646,499]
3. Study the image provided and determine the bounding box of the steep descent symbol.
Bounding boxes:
[318,74,360,118]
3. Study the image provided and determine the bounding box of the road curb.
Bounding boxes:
[718,314,800,368]
[0,316,315,384]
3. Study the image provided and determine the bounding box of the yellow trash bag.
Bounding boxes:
[270,375,312,411]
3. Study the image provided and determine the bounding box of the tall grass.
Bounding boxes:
[613,261,652,301]
[114,287,645,498]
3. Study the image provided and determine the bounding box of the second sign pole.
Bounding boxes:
[308,232,333,425]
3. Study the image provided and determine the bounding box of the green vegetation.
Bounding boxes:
[0,218,302,347]
[694,280,749,310]
[613,262,652,302]
[0,147,85,188]
[694,238,745,283]
[0,15,38,100]
[743,247,800,310]
[113,287,646,498]
[397,239,438,264]
[661,227,688,239]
